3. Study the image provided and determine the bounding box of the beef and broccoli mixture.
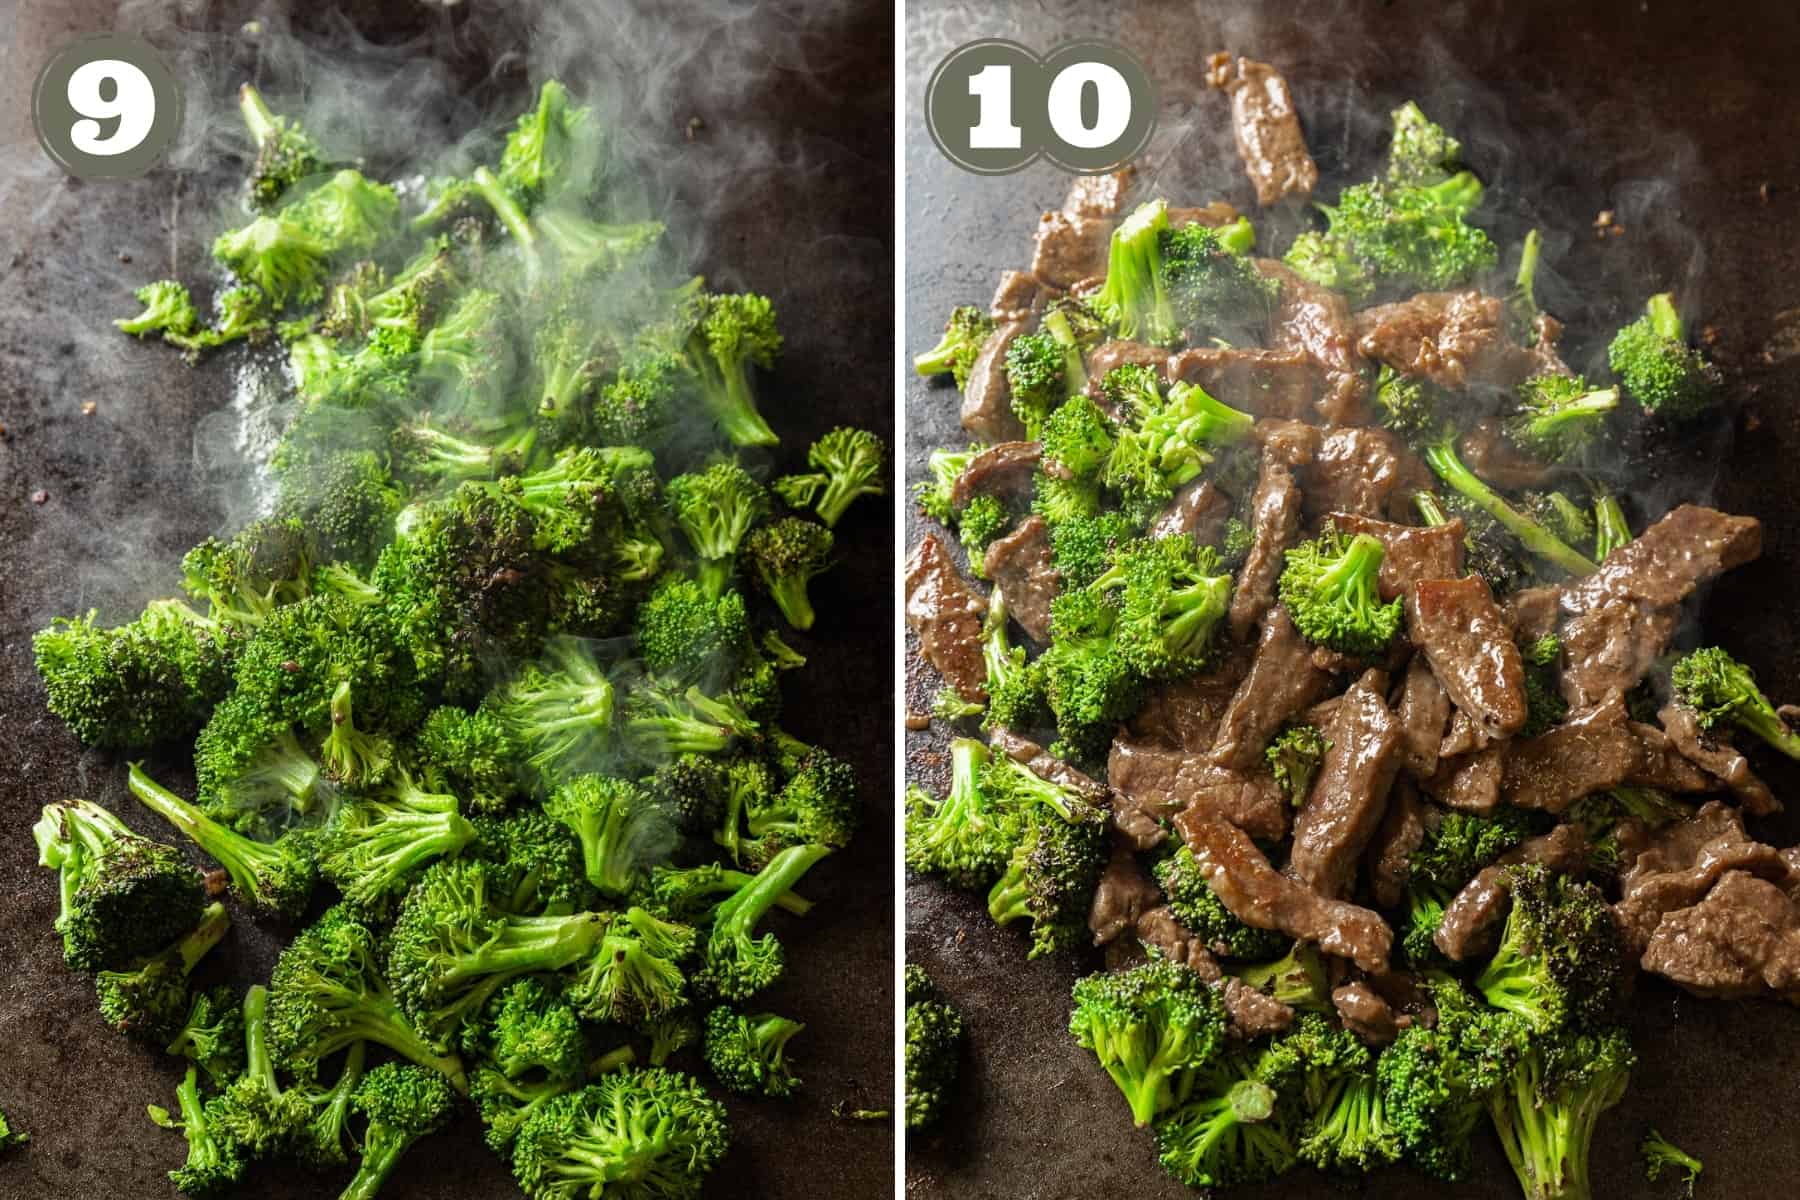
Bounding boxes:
[906,52,1787,1197]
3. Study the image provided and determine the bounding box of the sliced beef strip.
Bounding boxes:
[1329,513,1465,601]
[961,322,1029,443]
[1288,669,1403,898]
[1211,607,1337,770]
[1204,53,1320,206]
[1354,289,1540,390]
[982,515,1059,644]
[950,440,1041,507]
[1369,781,1428,910]
[904,534,988,702]
[1426,744,1505,814]
[1504,587,1563,642]
[1030,210,1112,289]
[1438,709,1489,759]
[1627,720,1724,793]
[1127,655,1252,752]
[1614,801,1790,955]
[1228,422,1319,640]
[1460,419,1555,490]
[1257,260,1367,422]
[1150,478,1233,546]
[1302,428,1433,523]
[1108,738,1291,845]
[1333,981,1402,1045]
[1135,905,1225,977]
[1063,166,1136,219]
[1501,698,1710,814]
[1641,871,1800,1003]
[1406,576,1528,741]
[1559,505,1763,709]
[1222,978,1296,1038]
[1165,345,1318,421]
[990,271,1046,324]
[1434,824,1590,961]
[1177,815,1393,973]
[1395,656,1452,777]
[1658,704,1780,816]
[989,728,1111,810]
[1089,840,1164,947]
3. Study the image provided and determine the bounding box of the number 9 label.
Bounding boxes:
[34,34,183,179]
[926,39,1156,175]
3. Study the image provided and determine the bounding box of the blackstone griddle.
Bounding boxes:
[905,1,1800,1197]
[0,1,894,1197]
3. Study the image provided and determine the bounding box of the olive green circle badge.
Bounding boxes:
[33,34,184,180]
[924,39,1156,177]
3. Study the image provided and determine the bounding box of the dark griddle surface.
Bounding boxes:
[0,2,893,1198]
[905,2,1800,1197]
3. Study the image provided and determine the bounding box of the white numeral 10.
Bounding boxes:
[966,64,1022,150]
[67,59,158,156]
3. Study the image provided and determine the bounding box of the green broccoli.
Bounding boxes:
[1039,586,1142,762]
[1069,959,1227,1127]
[1277,527,1403,656]
[1161,216,1277,341]
[904,966,963,1130]
[1373,364,1449,443]
[1671,645,1800,759]
[1487,1025,1634,1200]
[904,737,1015,888]
[699,842,832,1001]
[237,83,323,210]
[1153,1048,1297,1189]
[680,291,784,447]
[1641,1129,1703,1196]
[1593,491,1632,561]
[316,767,476,909]
[1421,439,1597,576]
[914,445,978,524]
[167,985,246,1087]
[703,1006,804,1098]
[94,902,231,1043]
[1387,100,1463,186]
[1154,847,1286,960]
[510,1068,729,1200]
[984,757,1106,959]
[116,280,199,340]
[1093,199,1181,345]
[668,460,771,597]
[566,907,694,1025]
[1235,943,1331,1013]
[914,305,997,389]
[543,774,671,898]
[1096,536,1232,680]
[1608,293,1721,422]
[744,517,833,631]
[339,1063,457,1200]
[957,494,1009,577]
[774,426,887,528]
[148,1064,245,1196]
[1508,375,1620,461]
[1476,864,1626,1033]
[127,764,317,920]
[1105,378,1254,524]
[1265,725,1329,805]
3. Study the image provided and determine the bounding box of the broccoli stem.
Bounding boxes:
[1421,441,1597,576]
[1593,492,1631,561]
[1216,216,1257,256]
[986,854,1031,926]
[767,575,816,632]
[1646,292,1683,341]
[709,364,780,448]
[913,332,964,377]
[714,843,831,941]
[175,903,234,975]
[238,85,280,149]
[469,166,537,251]
[127,763,299,912]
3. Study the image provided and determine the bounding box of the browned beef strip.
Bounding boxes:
[1559,505,1763,708]
[1626,720,1722,793]
[1333,981,1402,1045]
[1177,815,1393,973]
[904,534,988,702]
[961,322,1029,443]
[1434,824,1590,961]
[1165,346,1318,421]
[1504,586,1563,642]
[1030,210,1112,289]
[982,516,1059,644]
[1108,738,1290,845]
[1063,166,1137,218]
[1089,840,1164,947]
[1641,871,1800,1002]
[1614,801,1790,955]
[1288,669,1402,898]
[1222,978,1295,1038]
[1257,261,1367,422]
[1204,53,1319,206]
[1459,419,1555,490]
[990,271,1045,324]
[1406,576,1528,741]
[1167,201,1245,229]
[1438,709,1488,759]
[950,440,1040,507]
[1211,608,1337,770]
[1150,478,1233,546]
[1134,906,1224,976]
[1369,781,1428,910]
[1502,699,1659,814]
[1426,745,1505,814]
[989,728,1111,810]
[1302,429,1433,523]
[1228,422,1319,640]
[1127,656,1252,751]
[1329,513,1465,601]
[1658,704,1780,815]
[1354,290,1540,390]
[1396,656,1450,777]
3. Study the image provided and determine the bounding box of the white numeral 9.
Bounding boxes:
[67,59,157,157]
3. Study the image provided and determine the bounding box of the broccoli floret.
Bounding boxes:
[1422,439,1598,577]
[1155,847,1285,960]
[1641,1129,1703,1196]
[1003,329,1068,440]
[980,590,1050,732]
[632,577,747,682]
[1387,100,1463,186]
[315,680,393,789]
[668,460,771,598]
[904,968,963,1130]
[94,901,231,1042]
[594,352,680,447]
[286,169,399,256]
[645,861,814,926]
[1296,1062,1402,1175]
[1488,1025,1634,1200]
[679,290,784,447]
[1094,199,1181,345]
[1671,645,1800,759]
[286,1040,366,1170]
[337,1062,457,1200]
[117,279,199,340]
[744,517,833,631]
[1476,864,1626,1033]
[620,681,758,761]
[914,445,978,524]
[956,495,1009,578]
[1048,510,1132,590]
[1105,379,1254,524]
[1520,634,1568,738]
[1509,376,1620,462]
[1373,364,1449,443]
[417,287,517,413]
[1277,527,1403,656]
[32,798,205,971]
[511,1068,729,1200]
[1265,725,1329,805]
[469,810,593,917]
[700,843,831,1001]
[212,214,332,309]
[914,305,996,389]
[982,755,1106,958]
[127,764,317,919]
[704,1006,804,1098]
[495,80,595,208]
[1040,587,1142,762]
[1069,959,1227,1127]
[774,426,887,528]
[1235,943,1331,1013]
[1312,171,1496,294]
[567,907,695,1025]
[1040,391,1115,482]
[487,637,618,779]
[1161,217,1277,342]
[316,768,475,909]
[148,1064,245,1196]
[416,705,524,815]
[744,746,859,854]
[1378,977,1520,1182]
[237,84,323,210]
[1410,806,1536,892]
[390,419,534,487]
[1096,536,1231,680]
[1282,229,1376,303]
[168,985,247,1088]
[543,774,671,898]
[905,737,1017,888]
[272,450,401,570]
[1153,1047,1297,1189]
[1608,293,1721,422]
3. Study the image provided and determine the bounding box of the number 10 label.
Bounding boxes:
[926,40,1155,175]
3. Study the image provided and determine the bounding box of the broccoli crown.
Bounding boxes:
[1099,536,1231,680]
[1094,199,1180,345]
[982,613,1050,737]
[1519,633,1568,738]
[212,214,332,308]
[511,1068,729,1200]
[594,352,680,447]
[1153,1049,1297,1189]
[486,637,618,779]
[496,80,595,207]
[1320,171,1497,293]
[238,84,324,210]
[700,842,831,1001]
[667,460,771,595]
[1048,510,1133,590]
[272,450,402,570]
[904,738,1017,889]
[1508,375,1620,461]
[747,747,860,852]
[1373,364,1448,443]
[904,992,964,1131]
[1039,394,1116,481]
[1671,645,1800,759]
[1475,863,1627,1033]
[469,809,594,917]
[1154,847,1286,960]
[1408,806,1536,892]
[149,1063,246,1194]
[1377,981,1521,1181]
[914,304,997,389]
[744,517,834,632]
[168,984,248,1087]
[634,578,748,681]
[1160,218,1278,340]
[1003,329,1068,440]
[1641,1128,1704,1192]
[956,495,1009,577]
[1282,229,1377,303]
[417,704,525,814]
[1387,100,1464,186]
[983,763,1107,960]
[315,767,476,909]
[1278,528,1402,656]
[915,445,978,525]
[703,1006,804,1098]
[1296,1065,1402,1175]
[684,290,783,448]
[1069,959,1228,1128]
[287,169,400,256]
[567,906,695,1025]
[620,681,758,763]
[342,1062,458,1200]
[1608,293,1721,422]
[1265,724,1329,805]
[543,774,671,898]
[789,426,886,528]
[1487,1024,1635,1200]
[1236,943,1331,1013]
[117,279,200,339]
[95,901,231,1043]
[1104,380,1253,525]
[1040,587,1142,762]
